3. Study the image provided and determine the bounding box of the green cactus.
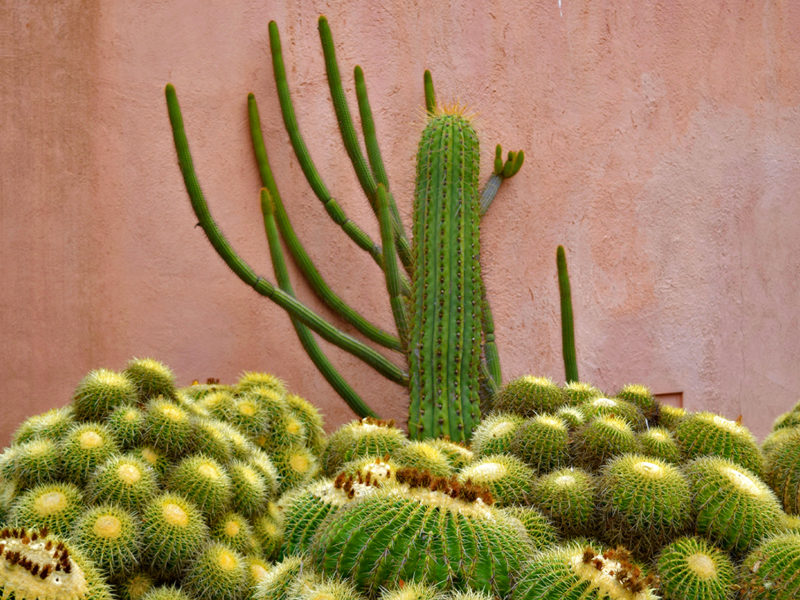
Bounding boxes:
[60,422,121,485]
[8,482,86,537]
[511,541,659,600]
[637,427,680,464]
[557,246,579,383]
[139,492,210,577]
[555,405,587,430]
[571,415,639,471]
[597,454,692,558]
[107,405,147,451]
[251,555,308,600]
[287,572,365,600]
[71,504,142,577]
[655,536,735,600]
[561,381,602,406]
[531,468,596,537]
[124,358,178,403]
[308,469,531,597]
[72,369,138,422]
[500,505,560,550]
[407,110,483,440]
[183,542,248,600]
[1,358,322,598]
[615,384,659,424]
[658,404,686,431]
[674,412,764,475]
[510,415,571,475]
[771,410,800,431]
[211,511,258,555]
[228,460,273,518]
[764,427,800,514]
[165,455,233,520]
[0,438,61,490]
[115,572,156,600]
[141,587,195,600]
[272,445,319,492]
[684,456,783,555]
[321,418,408,476]
[393,441,454,477]
[11,406,75,444]
[492,376,565,417]
[738,533,800,599]
[457,454,536,506]
[469,412,525,457]
[379,582,445,600]
[143,397,196,459]
[166,16,524,441]
[579,396,645,430]
[427,439,474,470]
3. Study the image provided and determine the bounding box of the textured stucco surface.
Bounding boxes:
[1,1,799,446]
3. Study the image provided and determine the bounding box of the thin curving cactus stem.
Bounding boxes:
[557,245,579,383]
[259,188,378,418]
[165,83,407,389]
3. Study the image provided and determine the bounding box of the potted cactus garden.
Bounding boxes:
[2,14,800,600]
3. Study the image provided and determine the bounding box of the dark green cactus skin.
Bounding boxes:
[308,488,530,598]
[408,113,482,441]
[556,246,579,383]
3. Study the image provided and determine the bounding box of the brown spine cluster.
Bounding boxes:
[395,467,494,505]
[333,467,384,499]
[580,545,659,594]
[0,526,73,580]
[362,417,396,428]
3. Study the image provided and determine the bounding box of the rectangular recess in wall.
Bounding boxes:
[655,391,683,408]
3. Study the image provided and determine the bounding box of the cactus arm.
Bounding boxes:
[317,16,378,208]
[423,70,436,114]
[267,21,388,273]
[247,93,402,352]
[353,65,413,274]
[376,184,410,352]
[479,145,524,215]
[260,188,379,418]
[165,83,408,386]
[557,245,579,383]
[480,278,502,388]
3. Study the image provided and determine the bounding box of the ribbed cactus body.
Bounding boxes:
[656,536,735,600]
[512,542,659,600]
[309,486,530,598]
[739,533,800,599]
[409,112,482,442]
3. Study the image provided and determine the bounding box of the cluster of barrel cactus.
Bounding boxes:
[0,358,322,600]
[4,359,800,600]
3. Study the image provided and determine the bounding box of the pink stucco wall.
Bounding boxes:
[1,1,799,446]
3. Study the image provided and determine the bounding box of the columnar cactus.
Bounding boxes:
[165,16,524,442]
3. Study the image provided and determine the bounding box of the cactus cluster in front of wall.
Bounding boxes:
[4,359,800,600]
[6,10,800,600]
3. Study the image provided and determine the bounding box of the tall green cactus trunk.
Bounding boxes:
[408,112,483,441]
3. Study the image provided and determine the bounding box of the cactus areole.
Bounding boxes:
[165,17,524,441]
